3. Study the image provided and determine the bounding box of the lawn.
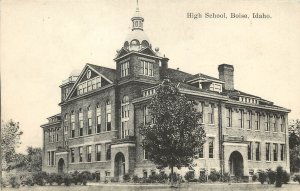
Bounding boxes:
[2,183,300,191]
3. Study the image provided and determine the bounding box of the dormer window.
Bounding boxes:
[77,76,101,95]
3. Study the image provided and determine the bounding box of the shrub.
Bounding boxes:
[9,176,20,188]
[222,172,231,183]
[132,175,139,183]
[123,173,131,182]
[158,171,168,183]
[80,171,93,185]
[55,174,64,186]
[24,175,34,186]
[199,173,207,183]
[293,175,300,183]
[258,171,267,184]
[33,171,47,186]
[184,171,195,182]
[208,171,220,182]
[71,171,81,185]
[63,174,73,186]
[275,166,283,187]
[149,173,159,183]
[252,174,258,182]
[282,171,290,184]
[168,172,180,183]
[46,173,56,185]
[267,169,276,184]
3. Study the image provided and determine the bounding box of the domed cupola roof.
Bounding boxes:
[123,0,151,51]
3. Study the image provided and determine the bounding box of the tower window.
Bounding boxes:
[140,60,154,77]
[96,104,101,133]
[121,62,129,77]
[79,108,83,136]
[121,96,130,139]
[87,106,92,135]
[106,100,111,131]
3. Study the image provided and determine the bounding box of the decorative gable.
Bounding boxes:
[139,47,157,57]
[65,64,114,100]
[116,48,129,59]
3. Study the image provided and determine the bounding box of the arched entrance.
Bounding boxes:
[229,151,244,177]
[114,152,125,180]
[58,158,65,174]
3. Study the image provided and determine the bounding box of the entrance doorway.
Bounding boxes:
[58,158,65,174]
[114,152,125,180]
[229,151,244,177]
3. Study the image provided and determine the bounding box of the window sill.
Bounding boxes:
[254,130,260,132]
[253,160,261,162]
[208,124,215,126]
[266,161,271,163]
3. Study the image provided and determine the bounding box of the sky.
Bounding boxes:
[1,0,300,153]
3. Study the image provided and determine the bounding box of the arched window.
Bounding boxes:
[87,106,92,135]
[79,108,83,136]
[121,96,130,138]
[96,104,101,133]
[106,100,111,131]
[141,40,149,48]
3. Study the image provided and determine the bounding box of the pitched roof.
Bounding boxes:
[164,68,194,82]
[186,73,223,82]
[87,63,116,82]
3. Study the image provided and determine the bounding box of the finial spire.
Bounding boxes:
[136,0,139,12]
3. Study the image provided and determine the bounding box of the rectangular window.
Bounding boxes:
[79,110,83,136]
[96,106,101,133]
[199,103,204,123]
[248,142,252,160]
[70,148,75,163]
[106,144,111,160]
[143,143,149,160]
[265,114,270,131]
[239,110,244,128]
[143,106,149,125]
[92,78,96,90]
[86,145,92,162]
[140,60,154,76]
[208,104,214,124]
[106,102,111,131]
[199,145,204,158]
[273,143,278,161]
[71,113,75,138]
[255,112,260,130]
[121,121,129,139]
[266,143,271,161]
[226,108,232,127]
[280,116,285,132]
[280,144,285,161]
[51,151,55,166]
[48,152,51,165]
[255,142,260,161]
[121,62,129,77]
[87,80,92,91]
[208,138,214,158]
[96,77,101,88]
[96,144,101,161]
[247,111,252,129]
[79,147,83,162]
[88,109,92,135]
[273,116,277,132]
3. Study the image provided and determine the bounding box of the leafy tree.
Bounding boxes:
[1,120,23,170]
[26,146,42,172]
[140,80,206,186]
[289,119,300,173]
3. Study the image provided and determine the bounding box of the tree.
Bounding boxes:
[1,120,23,170]
[26,146,42,172]
[289,119,300,173]
[140,80,206,186]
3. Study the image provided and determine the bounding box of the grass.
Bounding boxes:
[1,183,300,191]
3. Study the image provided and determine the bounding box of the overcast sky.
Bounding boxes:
[2,0,300,153]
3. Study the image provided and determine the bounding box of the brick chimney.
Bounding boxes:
[218,64,234,91]
[160,57,169,79]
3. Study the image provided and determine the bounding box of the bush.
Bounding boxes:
[80,171,93,185]
[208,171,220,182]
[282,171,290,184]
[46,173,56,185]
[168,172,180,183]
[24,175,34,186]
[132,175,139,183]
[199,173,207,183]
[55,174,64,186]
[63,173,73,186]
[275,166,283,187]
[252,174,258,182]
[33,171,47,186]
[123,173,131,182]
[222,172,231,183]
[267,169,276,184]
[293,174,300,183]
[258,171,267,184]
[158,171,168,183]
[148,173,159,183]
[9,176,20,188]
[184,171,195,182]
[71,171,81,185]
